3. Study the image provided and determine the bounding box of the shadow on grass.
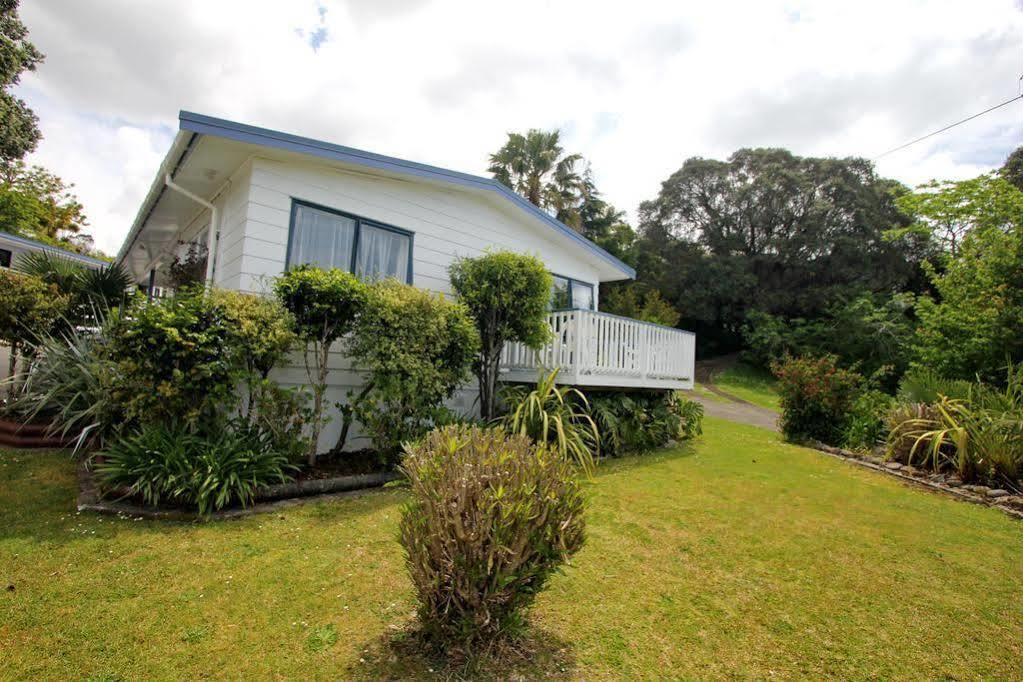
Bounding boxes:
[592,438,700,481]
[346,622,577,681]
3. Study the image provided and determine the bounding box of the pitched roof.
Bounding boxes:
[0,230,108,268]
[178,111,636,280]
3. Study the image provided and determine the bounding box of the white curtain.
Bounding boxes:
[356,223,410,281]
[290,204,356,270]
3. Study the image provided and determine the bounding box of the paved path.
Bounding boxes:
[690,354,779,431]
[690,393,779,431]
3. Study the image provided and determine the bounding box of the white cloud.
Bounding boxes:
[14,0,1023,254]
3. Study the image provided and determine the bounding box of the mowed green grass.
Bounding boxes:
[713,362,782,411]
[2,418,1022,680]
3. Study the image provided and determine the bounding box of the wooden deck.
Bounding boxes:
[500,310,695,390]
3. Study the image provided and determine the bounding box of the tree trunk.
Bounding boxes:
[331,381,374,455]
[478,343,502,421]
[307,341,331,468]
[7,343,18,401]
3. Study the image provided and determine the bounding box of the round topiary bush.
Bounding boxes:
[399,425,586,649]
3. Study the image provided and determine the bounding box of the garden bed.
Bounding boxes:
[812,442,1023,521]
[0,416,73,449]
[76,459,401,521]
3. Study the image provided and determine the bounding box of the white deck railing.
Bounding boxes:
[500,309,695,390]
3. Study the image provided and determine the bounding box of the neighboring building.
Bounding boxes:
[115,111,696,450]
[0,230,108,271]
[0,231,108,381]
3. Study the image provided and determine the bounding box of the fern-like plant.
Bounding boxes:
[499,368,598,471]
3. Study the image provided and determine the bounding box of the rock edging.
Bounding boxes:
[76,460,401,521]
[810,442,1023,521]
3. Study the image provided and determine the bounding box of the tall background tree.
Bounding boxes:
[0,0,43,162]
[0,1,103,258]
[633,148,916,354]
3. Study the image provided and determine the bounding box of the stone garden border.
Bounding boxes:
[811,442,1023,521]
[76,460,401,521]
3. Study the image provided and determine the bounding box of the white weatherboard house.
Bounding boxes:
[115,112,696,450]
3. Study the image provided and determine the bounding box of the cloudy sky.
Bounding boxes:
[15,0,1023,254]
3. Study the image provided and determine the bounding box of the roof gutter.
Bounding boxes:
[163,174,218,284]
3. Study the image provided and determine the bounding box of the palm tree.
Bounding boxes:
[488,130,591,231]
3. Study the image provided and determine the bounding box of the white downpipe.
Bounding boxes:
[164,174,218,285]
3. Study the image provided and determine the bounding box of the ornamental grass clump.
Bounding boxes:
[399,425,586,650]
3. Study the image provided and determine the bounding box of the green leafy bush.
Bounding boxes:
[742,294,916,389]
[103,291,237,427]
[912,220,1023,383]
[399,425,586,647]
[96,421,296,515]
[499,369,598,470]
[347,279,478,459]
[449,251,552,419]
[209,289,296,414]
[0,269,68,397]
[772,355,864,445]
[842,388,895,451]
[274,266,367,464]
[587,390,703,456]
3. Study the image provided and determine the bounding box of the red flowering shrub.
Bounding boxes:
[771,355,864,445]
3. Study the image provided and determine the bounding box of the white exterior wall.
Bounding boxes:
[222,157,604,450]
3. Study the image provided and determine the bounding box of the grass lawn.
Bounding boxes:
[713,362,781,411]
[3,417,1022,680]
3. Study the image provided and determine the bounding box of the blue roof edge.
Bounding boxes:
[0,230,109,267]
[178,111,636,280]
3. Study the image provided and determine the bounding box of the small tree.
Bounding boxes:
[0,269,67,398]
[274,266,367,464]
[209,289,296,417]
[449,252,552,419]
[346,279,478,457]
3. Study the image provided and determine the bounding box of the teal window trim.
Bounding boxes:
[285,198,414,284]
[550,272,595,311]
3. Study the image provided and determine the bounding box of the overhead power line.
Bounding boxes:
[874,87,1023,161]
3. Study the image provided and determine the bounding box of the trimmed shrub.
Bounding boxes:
[96,421,296,516]
[449,251,553,420]
[772,355,864,445]
[103,290,237,427]
[587,390,703,456]
[499,369,598,470]
[274,266,368,464]
[347,279,478,459]
[400,425,586,647]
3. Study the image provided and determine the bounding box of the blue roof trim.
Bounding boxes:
[0,230,109,267]
[178,111,636,280]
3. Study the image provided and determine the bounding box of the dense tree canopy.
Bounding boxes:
[1001,145,1023,192]
[0,0,43,161]
[634,148,916,353]
[894,173,1023,257]
[0,159,88,242]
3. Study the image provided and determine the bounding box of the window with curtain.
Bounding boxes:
[287,201,412,282]
[549,274,595,310]
[356,222,411,282]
